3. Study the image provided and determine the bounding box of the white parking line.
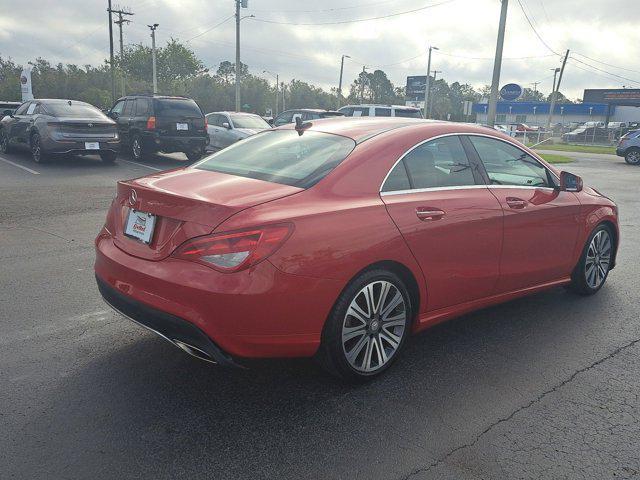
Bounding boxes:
[0,155,40,175]
[118,159,162,171]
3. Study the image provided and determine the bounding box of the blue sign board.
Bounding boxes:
[500,83,523,101]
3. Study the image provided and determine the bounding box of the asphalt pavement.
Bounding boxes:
[1,146,639,479]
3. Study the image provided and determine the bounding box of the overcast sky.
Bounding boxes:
[1,0,639,100]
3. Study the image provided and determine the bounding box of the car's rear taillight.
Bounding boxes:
[172,224,293,272]
[146,116,156,130]
[204,117,208,129]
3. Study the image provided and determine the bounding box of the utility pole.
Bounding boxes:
[550,67,560,97]
[547,50,569,130]
[111,6,134,96]
[148,23,159,94]
[531,81,539,95]
[424,46,438,118]
[281,82,286,111]
[487,0,509,127]
[263,70,279,116]
[107,0,115,103]
[360,66,367,103]
[428,70,442,118]
[337,54,350,109]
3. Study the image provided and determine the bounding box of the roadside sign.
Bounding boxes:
[462,100,473,116]
[499,83,522,101]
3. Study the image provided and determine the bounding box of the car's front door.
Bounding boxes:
[206,114,227,149]
[467,135,581,292]
[4,102,29,144]
[11,101,36,145]
[381,135,504,311]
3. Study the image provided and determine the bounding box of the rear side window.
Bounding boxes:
[135,98,152,116]
[338,107,354,116]
[154,98,202,117]
[352,107,369,117]
[395,109,422,118]
[196,130,356,188]
[382,136,475,191]
[375,108,391,117]
[469,136,553,187]
[14,103,30,115]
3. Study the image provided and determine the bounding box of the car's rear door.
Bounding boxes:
[466,135,581,292]
[381,135,504,311]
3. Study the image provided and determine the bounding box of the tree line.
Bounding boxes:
[0,39,571,120]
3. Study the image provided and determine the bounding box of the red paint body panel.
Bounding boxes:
[94,118,620,360]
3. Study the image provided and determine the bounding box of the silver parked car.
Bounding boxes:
[0,99,119,163]
[205,112,271,150]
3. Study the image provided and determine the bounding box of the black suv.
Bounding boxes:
[107,94,208,161]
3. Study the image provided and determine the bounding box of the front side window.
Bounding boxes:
[230,114,270,129]
[351,107,369,117]
[274,111,293,126]
[110,101,125,115]
[196,130,356,188]
[382,136,476,191]
[394,108,422,118]
[14,102,30,115]
[469,136,553,188]
[375,108,391,117]
[338,107,354,116]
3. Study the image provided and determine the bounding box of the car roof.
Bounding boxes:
[209,111,261,116]
[277,116,444,143]
[340,104,420,110]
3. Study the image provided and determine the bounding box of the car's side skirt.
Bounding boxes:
[413,277,572,333]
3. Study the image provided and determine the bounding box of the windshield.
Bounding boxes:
[44,102,107,118]
[195,130,356,188]
[154,98,202,117]
[231,114,270,129]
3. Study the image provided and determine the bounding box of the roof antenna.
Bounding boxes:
[294,116,312,136]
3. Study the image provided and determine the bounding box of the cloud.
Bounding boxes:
[1,0,639,100]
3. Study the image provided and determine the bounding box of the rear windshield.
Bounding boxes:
[43,102,106,118]
[320,112,344,118]
[230,114,270,129]
[395,109,422,118]
[195,130,356,188]
[153,98,202,117]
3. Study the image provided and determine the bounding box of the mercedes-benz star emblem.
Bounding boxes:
[129,189,137,207]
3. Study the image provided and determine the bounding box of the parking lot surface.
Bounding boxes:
[1,148,639,479]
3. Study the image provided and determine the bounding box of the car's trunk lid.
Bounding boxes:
[153,98,206,137]
[112,168,303,261]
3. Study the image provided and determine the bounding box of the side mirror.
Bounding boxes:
[109,111,119,119]
[222,122,231,129]
[268,119,275,126]
[560,171,583,192]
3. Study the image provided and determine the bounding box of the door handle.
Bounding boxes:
[506,197,527,209]
[416,208,445,221]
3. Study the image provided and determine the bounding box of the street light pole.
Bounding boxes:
[428,70,442,118]
[338,54,350,109]
[263,70,279,116]
[424,46,438,118]
[235,0,241,111]
[107,0,115,103]
[148,23,159,94]
[487,0,509,127]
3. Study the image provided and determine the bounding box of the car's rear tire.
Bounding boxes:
[186,148,204,162]
[30,133,49,163]
[568,224,614,296]
[0,129,12,154]
[317,269,412,382]
[130,134,146,161]
[625,148,640,165]
[100,151,117,164]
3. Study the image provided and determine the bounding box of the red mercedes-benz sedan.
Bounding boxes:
[95,117,619,381]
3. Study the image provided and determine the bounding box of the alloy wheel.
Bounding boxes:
[132,138,141,159]
[585,229,612,289]
[627,150,640,165]
[31,135,41,162]
[341,280,407,373]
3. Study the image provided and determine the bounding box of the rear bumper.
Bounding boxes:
[42,137,120,155]
[616,147,626,157]
[97,275,241,366]
[142,132,209,153]
[94,234,342,359]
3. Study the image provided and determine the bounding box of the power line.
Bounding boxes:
[184,15,235,42]
[568,56,640,86]
[438,51,557,60]
[249,0,456,26]
[515,0,560,55]
[251,0,410,14]
[572,51,640,76]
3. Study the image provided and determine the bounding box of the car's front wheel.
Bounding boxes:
[625,148,640,165]
[569,224,614,295]
[30,133,48,163]
[318,269,412,381]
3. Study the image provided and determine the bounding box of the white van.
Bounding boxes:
[338,104,423,119]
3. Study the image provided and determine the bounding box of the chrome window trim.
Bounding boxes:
[381,185,488,197]
[379,132,559,194]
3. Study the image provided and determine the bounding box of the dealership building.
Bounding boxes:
[473,89,640,126]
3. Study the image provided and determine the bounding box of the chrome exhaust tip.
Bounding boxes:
[173,339,218,364]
